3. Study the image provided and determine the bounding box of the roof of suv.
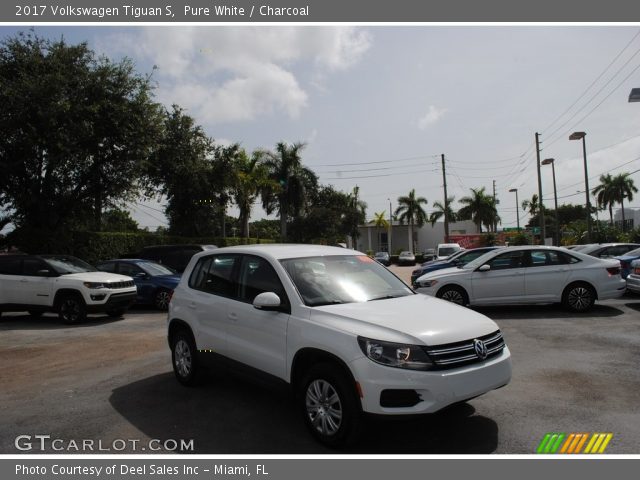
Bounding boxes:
[190,244,362,261]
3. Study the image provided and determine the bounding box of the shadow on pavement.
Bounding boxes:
[0,309,160,331]
[109,371,499,454]
[473,303,624,320]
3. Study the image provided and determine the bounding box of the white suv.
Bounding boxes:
[0,254,137,323]
[168,244,511,447]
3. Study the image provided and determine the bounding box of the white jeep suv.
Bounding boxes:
[168,244,511,447]
[0,254,137,323]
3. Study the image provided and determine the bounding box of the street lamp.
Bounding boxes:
[387,198,392,254]
[629,88,640,102]
[508,188,520,230]
[541,158,559,246]
[569,132,592,242]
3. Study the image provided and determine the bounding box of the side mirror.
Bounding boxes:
[478,264,491,272]
[135,272,149,279]
[253,292,282,311]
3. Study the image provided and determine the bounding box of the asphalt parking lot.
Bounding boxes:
[2,265,640,454]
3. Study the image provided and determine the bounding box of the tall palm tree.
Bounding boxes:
[429,196,457,226]
[260,142,317,241]
[394,189,428,253]
[611,172,638,231]
[592,173,616,226]
[521,193,539,220]
[458,187,498,233]
[345,185,368,248]
[232,148,271,239]
[372,211,389,251]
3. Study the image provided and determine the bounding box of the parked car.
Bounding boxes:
[0,254,136,323]
[578,243,640,259]
[397,251,416,266]
[411,247,503,286]
[436,243,463,260]
[168,244,511,447]
[373,251,391,266]
[414,246,626,312]
[613,247,640,279]
[136,244,217,273]
[626,259,640,294]
[96,259,181,310]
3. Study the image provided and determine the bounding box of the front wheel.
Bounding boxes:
[299,363,362,448]
[58,295,87,324]
[436,285,469,306]
[562,283,596,312]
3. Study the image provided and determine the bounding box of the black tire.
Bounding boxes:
[154,289,171,311]
[106,308,127,318]
[436,285,469,306]
[29,311,43,319]
[170,329,200,387]
[57,294,87,324]
[298,363,362,448]
[562,283,596,312]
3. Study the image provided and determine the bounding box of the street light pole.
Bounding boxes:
[387,198,392,254]
[509,188,520,230]
[535,133,546,244]
[542,158,559,246]
[569,132,592,242]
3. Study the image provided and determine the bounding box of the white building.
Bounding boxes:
[357,219,477,253]
[613,207,639,231]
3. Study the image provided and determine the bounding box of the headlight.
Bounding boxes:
[418,279,438,288]
[83,282,107,289]
[357,337,433,370]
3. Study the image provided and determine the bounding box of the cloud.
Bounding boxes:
[103,27,371,124]
[417,105,448,130]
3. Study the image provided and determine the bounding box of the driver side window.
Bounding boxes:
[486,251,525,270]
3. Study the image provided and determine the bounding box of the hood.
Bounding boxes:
[416,266,468,282]
[310,293,499,346]
[60,272,134,283]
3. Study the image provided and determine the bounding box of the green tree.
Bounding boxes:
[429,196,457,226]
[592,173,617,226]
[372,211,389,251]
[0,32,162,241]
[101,208,139,232]
[522,194,540,221]
[261,142,318,241]
[232,148,272,239]
[344,186,367,247]
[394,189,428,253]
[611,173,638,232]
[458,187,498,233]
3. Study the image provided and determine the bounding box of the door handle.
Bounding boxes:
[228,312,238,321]
[187,302,196,309]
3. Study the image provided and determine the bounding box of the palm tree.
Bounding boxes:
[372,211,389,251]
[429,196,457,226]
[232,148,271,239]
[611,172,638,231]
[592,174,616,226]
[458,187,498,233]
[521,193,539,220]
[260,142,318,241]
[394,189,428,253]
[345,186,368,248]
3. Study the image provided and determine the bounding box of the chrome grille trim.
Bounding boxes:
[423,330,506,369]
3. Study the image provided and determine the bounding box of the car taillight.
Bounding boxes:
[606,266,621,276]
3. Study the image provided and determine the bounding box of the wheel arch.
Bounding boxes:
[53,289,85,308]
[290,347,358,394]
[168,318,196,348]
[562,280,598,300]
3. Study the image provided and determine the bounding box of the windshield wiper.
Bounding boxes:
[368,294,404,301]
[308,300,345,307]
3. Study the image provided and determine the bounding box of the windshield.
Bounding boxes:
[139,261,176,276]
[438,247,459,257]
[280,255,413,307]
[41,255,96,274]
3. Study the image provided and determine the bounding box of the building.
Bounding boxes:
[356,219,478,253]
[613,207,639,231]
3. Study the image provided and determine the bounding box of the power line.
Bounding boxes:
[312,154,440,168]
[323,167,440,180]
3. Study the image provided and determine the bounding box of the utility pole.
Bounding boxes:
[492,179,497,233]
[535,133,546,244]
[441,154,449,243]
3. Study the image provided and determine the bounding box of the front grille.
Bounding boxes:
[423,330,505,370]
[105,280,135,289]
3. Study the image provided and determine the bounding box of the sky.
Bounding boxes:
[2,25,640,231]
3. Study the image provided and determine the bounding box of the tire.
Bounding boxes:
[154,289,171,310]
[171,330,200,387]
[29,311,43,319]
[562,283,596,312]
[57,294,87,324]
[106,308,127,318]
[436,285,469,306]
[298,363,362,448]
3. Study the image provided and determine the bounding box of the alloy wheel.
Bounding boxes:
[174,339,192,378]
[305,379,343,437]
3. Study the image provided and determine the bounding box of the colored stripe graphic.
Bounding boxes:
[537,433,613,454]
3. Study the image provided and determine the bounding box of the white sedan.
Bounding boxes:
[414,246,626,312]
[627,259,640,294]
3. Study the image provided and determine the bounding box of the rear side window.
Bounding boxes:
[0,257,22,275]
[189,255,239,298]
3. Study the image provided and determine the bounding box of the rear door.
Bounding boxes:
[470,250,526,304]
[524,250,572,302]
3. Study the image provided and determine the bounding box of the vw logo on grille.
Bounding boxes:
[473,339,488,360]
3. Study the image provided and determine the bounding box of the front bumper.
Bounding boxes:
[350,346,511,415]
[626,274,640,294]
[86,290,137,313]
